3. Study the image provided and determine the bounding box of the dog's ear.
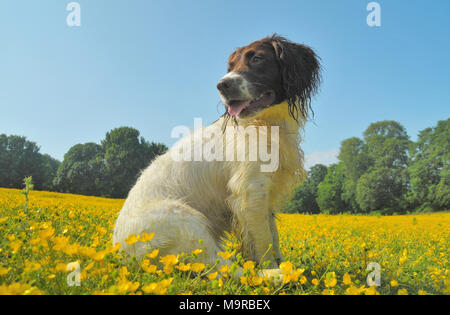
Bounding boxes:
[271,35,321,121]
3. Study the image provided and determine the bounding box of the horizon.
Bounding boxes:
[1,1,449,168]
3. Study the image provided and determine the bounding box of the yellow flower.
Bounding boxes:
[160,254,179,266]
[138,232,154,242]
[345,285,365,295]
[109,243,122,253]
[312,278,319,286]
[24,261,41,273]
[364,286,379,295]
[207,272,218,280]
[63,243,79,256]
[141,283,158,294]
[176,263,191,272]
[219,265,229,273]
[243,261,255,271]
[324,272,337,288]
[390,279,399,287]
[91,250,107,261]
[55,263,68,273]
[279,261,293,274]
[290,268,305,282]
[140,260,157,273]
[399,249,408,266]
[0,283,43,295]
[9,239,22,253]
[217,251,233,260]
[118,266,129,280]
[160,254,179,274]
[0,267,11,276]
[38,227,55,240]
[397,288,408,295]
[322,289,335,295]
[343,273,352,285]
[191,263,205,273]
[142,278,173,295]
[300,276,307,285]
[117,279,140,294]
[247,275,263,286]
[146,249,159,259]
[418,290,427,295]
[96,226,107,235]
[192,248,203,255]
[125,234,139,245]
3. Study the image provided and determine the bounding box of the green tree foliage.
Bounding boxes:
[53,143,105,196]
[54,127,168,198]
[317,163,347,213]
[356,121,410,213]
[408,119,449,210]
[284,164,328,213]
[363,120,409,169]
[356,167,408,213]
[338,137,371,213]
[101,127,167,198]
[39,154,61,191]
[285,120,441,214]
[0,134,60,191]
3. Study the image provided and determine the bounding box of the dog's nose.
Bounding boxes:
[217,79,232,93]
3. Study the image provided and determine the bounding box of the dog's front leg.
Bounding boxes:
[269,213,284,266]
[228,173,278,268]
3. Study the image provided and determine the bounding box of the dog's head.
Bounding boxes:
[217,34,321,122]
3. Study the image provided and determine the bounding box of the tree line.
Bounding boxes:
[0,127,167,198]
[284,119,449,214]
[1,119,448,211]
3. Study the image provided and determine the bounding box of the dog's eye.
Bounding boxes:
[251,56,264,64]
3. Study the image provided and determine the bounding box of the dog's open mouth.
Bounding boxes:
[226,91,276,117]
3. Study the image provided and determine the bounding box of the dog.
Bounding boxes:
[113,35,320,278]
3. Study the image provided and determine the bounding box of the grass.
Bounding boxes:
[0,187,448,295]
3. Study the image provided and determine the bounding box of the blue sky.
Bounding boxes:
[0,0,449,167]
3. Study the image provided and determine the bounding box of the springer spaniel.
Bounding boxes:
[113,35,321,279]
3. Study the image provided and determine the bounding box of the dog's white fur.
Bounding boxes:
[113,102,305,276]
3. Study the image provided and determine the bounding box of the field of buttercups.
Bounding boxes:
[0,188,448,295]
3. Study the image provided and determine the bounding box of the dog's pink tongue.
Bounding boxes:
[228,101,250,117]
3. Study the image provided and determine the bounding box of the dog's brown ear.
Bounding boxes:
[271,35,321,122]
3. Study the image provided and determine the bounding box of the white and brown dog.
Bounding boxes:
[113,35,321,278]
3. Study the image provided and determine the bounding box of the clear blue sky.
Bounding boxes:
[1,0,449,167]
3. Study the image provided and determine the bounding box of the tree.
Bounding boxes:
[408,119,449,210]
[317,163,347,213]
[39,154,61,191]
[355,121,410,213]
[284,164,328,213]
[53,143,104,196]
[101,127,167,198]
[356,167,408,213]
[338,137,371,213]
[363,121,409,170]
[0,134,59,190]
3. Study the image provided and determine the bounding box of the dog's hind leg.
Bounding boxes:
[113,199,222,264]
